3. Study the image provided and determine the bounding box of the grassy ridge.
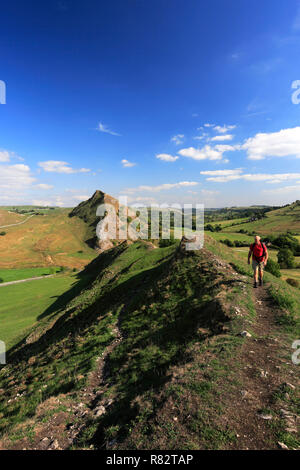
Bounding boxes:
[0,237,299,449]
[0,239,256,449]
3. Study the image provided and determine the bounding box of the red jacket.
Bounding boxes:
[250,242,267,262]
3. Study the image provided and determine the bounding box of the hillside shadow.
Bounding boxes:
[6,243,130,359]
[6,248,172,364]
[84,287,229,449]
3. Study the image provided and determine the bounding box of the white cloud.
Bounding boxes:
[0,164,36,189]
[32,193,90,207]
[293,3,300,31]
[201,189,220,196]
[243,127,300,160]
[97,122,121,136]
[156,153,179,162]
[213,125,236,133]
[126,196,158,206]
[263,183,300,194]
[171,134,184,145]
[38,161,90,174]
[202,169,300,183]
[73,195,90,201]
[35,183,54,190]
[121,159,136,167]
[123,181,199,193]
[0,150,11,162]
[200,169,243,176]
[210,134,234,142]
[179,144,236,161]
[204,123,215,128]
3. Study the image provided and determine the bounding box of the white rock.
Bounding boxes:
[240,331,252,338]
[278,442,289,450]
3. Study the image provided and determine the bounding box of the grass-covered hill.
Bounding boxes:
[68,190,113,248]
[0,207,96,270]
[0,236,299,450]
[223,201,300,235]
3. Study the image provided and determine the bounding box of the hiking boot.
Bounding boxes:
[253,282,257,288]
[259,278,263,286]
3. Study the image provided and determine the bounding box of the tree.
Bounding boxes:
[277,248,295,269]
[264,259,281,278]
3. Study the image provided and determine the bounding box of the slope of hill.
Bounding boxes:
[0,209,24,227]
[0,208,96,270]
[224,201,300,235]
[69,190,137,251]
[0,236,299,450]
[69,190,120,249]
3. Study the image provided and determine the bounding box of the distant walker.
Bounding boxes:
[248,235,268,288]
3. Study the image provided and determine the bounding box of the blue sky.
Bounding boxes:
[0,0,300,208]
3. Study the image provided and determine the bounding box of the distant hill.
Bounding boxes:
[224,200,300,235]
[0,207,96,270]
[69,190,120,250]
[69,190,138,251]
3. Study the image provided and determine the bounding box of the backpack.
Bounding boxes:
[250,242,266,262]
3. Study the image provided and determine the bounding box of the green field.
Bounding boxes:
[223,204,300,235]
[212,217,249,227]
[0,274,77,348]
[208,232,254,243]
[281,269,300,281]
[0,267,61,283]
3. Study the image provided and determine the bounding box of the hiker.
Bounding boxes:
[248,235,268,288]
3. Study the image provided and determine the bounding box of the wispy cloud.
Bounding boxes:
[97,122,121,136]
[263,183,300,194]
[201,189,220,196]
[0,149,24,163]
[201,169,243,177]
[39,161,91,174]
[123,181,199,193]
[34,183,54,190]
[201,169,300,183]
[170,134,184,145]
[156,153,179,162]
[210,134,234,142]
[231,52,241,60]
[213,125,236,134]
[121,159,136,167]
[97,122,121,137]
[292,1,300,30]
